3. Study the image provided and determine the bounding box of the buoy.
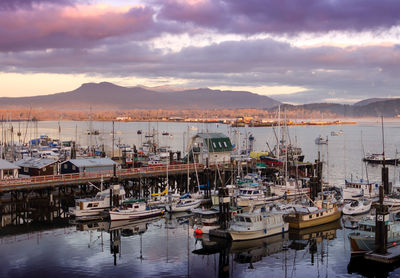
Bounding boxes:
[194,228,203,235]
[393,242,397,246]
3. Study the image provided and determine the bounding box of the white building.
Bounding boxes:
[187,133,233,165]
[0,159,19,179]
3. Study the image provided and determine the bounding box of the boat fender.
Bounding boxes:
[264,228,267,234]
[232,211,237,215]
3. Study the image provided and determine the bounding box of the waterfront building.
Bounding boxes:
[187,133,233,164]
[60,157,117,174]
[0,159,19,179]
[15,157,59,176]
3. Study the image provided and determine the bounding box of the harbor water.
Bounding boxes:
[1,119,400,277]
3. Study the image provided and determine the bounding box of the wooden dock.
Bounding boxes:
[364,245,400,264]
[0,163,230,193]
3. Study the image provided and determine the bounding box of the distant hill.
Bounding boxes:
[353,98,391,106]
[271,98,400,117]
[0,82,280,110]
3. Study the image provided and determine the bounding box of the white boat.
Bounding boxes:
[342,199,372,215]
[69,184,126,219]
[109,199,164,221]
[383,196,400,207]
[228,210,288,241]
[269,178,310,197]
[315,135,328,145]
[166,198,201,212]
[236,187,266,207]
[192,208,220,234]
[343,179,379,200]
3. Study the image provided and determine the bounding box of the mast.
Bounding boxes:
[276,105,281,158]
[112,121,115,159]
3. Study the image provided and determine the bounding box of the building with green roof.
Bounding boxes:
[187,133,233,164]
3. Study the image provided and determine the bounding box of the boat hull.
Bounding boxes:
[109,209,164,221]
[285,210,341,229]
[229,223,289,241]
[166,200,201,212]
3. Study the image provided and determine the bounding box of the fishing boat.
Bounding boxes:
[343,179,379,200]
[228,210,288,241]
[166,198,201,212]
[349,217,400,253]
[109,199,164,221]
[162,131,170,136]
[283,200,341,229]
[342,199,372,215]
[68,184,126,219]
[269,178,310,197]
[315,135,328,145]
[192,208,220,234]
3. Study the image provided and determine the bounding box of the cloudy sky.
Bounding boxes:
[1,0,400,104]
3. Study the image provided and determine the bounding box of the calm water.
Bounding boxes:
[2,119,400,277]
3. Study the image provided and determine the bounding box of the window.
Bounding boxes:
[72,165,76,170]
[24,167,29,173]
[309,215,312,219]
[64,164,67,169]
[224,142,228,147]
[218,142,222,148]
[212,142,216,149]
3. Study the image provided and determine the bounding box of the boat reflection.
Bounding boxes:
[74,216,163,265]
[193,232,290,276]
[288,219,342,250]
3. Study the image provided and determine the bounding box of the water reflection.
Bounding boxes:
[1,214,400,277]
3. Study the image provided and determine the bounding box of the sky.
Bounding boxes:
[1,0,400,104]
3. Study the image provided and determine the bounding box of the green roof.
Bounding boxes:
[196,133,233,152]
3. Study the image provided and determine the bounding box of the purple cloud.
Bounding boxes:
[0,5,159,52]
[0,0,77,10]
[155,0,400,34]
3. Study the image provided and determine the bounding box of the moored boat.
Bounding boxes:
[228,210,288,241]
[109,199,164,221]
[342,199,372,215]
[192,208,220,234]
[68,184,126,219]
[283,200,341,229]
[349,217,400,253]
[363,153,399,165]
[166,198,202,212]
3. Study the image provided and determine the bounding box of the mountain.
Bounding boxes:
[0,82,280,110]
[271,98,400,117]
[353,98,391,106]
